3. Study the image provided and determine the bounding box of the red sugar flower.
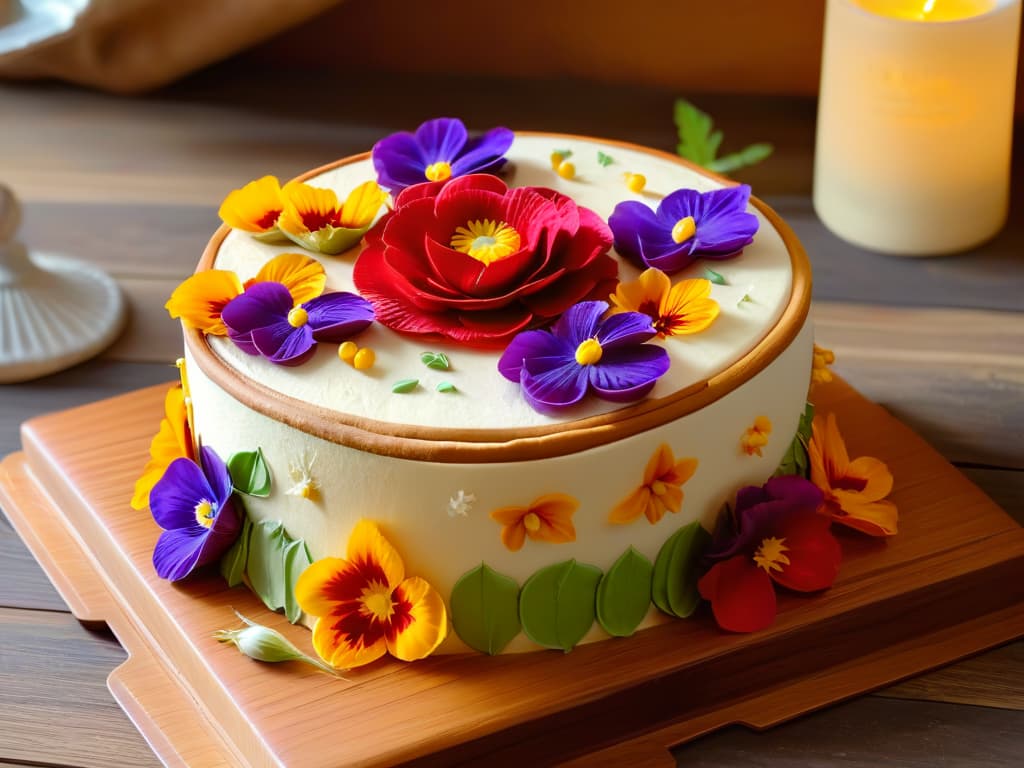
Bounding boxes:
[353,174,618,347]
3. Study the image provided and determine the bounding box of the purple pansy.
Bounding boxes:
[150,446,241,582]
[608,185,759,274]
[498,300,670,413]
[705,475,825,564]
[221,281,374,366]
[372,117,514,194]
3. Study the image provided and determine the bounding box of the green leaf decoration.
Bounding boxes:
[553,148,573,158]
[246,521,312,624]
[392,378,419,393]
[703,267,727,285]
[450,563,521,655]
[226,448,271,497]
[596,150,615,167]
[420,351,450,371]
[651,522,711,618]
[519,559,602,652]
[737,293,753,307]
[220,512,252,587]
[774,402,816,479]
[674,98,773,173]
[596,547,653,637]
[436,381,457,393]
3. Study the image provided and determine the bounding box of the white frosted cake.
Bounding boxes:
[141,121,815,667]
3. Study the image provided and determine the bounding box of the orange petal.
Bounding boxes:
[608,486,649,524]
[846,456,894,502]
[500,521,526,552]
[251,252,326,305]
[644,495,669,524]
[294,556,353,618]
[663,456,698,486]
[346,520,405,589]
[490,505,528,526]
[279,181,340,237]
[339,180,387,229]
[165,270,243,335]
[312,617,388,670]
[218,176,283,232]
[819,413,850,480]
[609,267,668,314]
[656,484,684,516]
[131,388,192,510]
[386,576,448,661]
[530,493,578,542]
[828,498,898,536]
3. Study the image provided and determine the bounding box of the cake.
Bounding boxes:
[134,118,890,671]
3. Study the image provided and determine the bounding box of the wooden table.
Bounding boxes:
[1,65,1021,767]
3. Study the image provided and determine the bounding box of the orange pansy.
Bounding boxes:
[294,520,447,669]
[609,443,698,525]
[741,416,773,457]
[609,269,719,338]
[165,253,325,335]
[490,493,578,552]
[278,180,387,255]
[808,413,898,537]
[131,385,194,510]
[218,175,286,240]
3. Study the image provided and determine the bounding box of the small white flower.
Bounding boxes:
[286,450,320,501]
[447,490,476,518]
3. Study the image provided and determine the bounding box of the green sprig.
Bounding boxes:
[674,99,773,174]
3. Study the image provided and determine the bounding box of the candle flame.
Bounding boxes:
[920,0,936,17]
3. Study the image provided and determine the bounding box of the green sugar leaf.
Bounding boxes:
[436,381,457,393]
[596,547,653,637]
[519,559,602,652]
[246,520,311,624]
[392,378,419,394]
[737,294,753,307]
[652,522,711,618]
[674,98,773,173]
[219,512,253,587]
[703,267,727,285]
[420,351,450,371]
[596,150,615,167]
[282,538,313,624]
[450,563,521,655]
[226,448,271,497]
[553,148,573,158]
[774,402,815,479]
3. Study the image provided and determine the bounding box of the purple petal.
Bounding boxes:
[372,131,429,192]
[551,301,608,347]
[656,188,702,223]
[587,345,670,402]
[415,117,468,164]
[306,292,375,342]
[251,321,315,365]
[199,446,234,508]
[153,527,208,581]
[609,200,673,266]
[449,126,514,176]
[763,475,824,514]
[520,357,589,412]
[699,185,751,219]
[498,329,572,382]
[595,311,656,349]
[637,240,698,274]
[222,282,292,335]
[149,457,211,531]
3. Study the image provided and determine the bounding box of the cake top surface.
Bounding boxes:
[202,132,795,432]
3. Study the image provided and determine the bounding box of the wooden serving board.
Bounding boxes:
[1,377,1022,768]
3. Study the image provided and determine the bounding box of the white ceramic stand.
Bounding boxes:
[0,184,126,383]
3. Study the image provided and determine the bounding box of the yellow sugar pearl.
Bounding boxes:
[550,151,565,170]
[556,160,576,180]
[338,341,358,363]
[625,172,646,193]
[353,347,375,370]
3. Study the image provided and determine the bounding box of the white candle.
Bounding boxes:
[813,0,1021,255]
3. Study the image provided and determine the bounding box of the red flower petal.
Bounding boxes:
[698,555,777,633]
[769,512,842,593]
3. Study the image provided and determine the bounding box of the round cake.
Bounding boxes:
[148,123,814,662]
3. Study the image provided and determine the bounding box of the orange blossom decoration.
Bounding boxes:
[608,443,699,525]
[609,269,719,338]
[277,179,387,255]
[294,520,448,669]
[808,412,898,536]
[131,384,193,510]
[741,416,773,457]
[218,175,286,240]
[490,493,578,552]
[165,252,326,336]
[811,344,836,387]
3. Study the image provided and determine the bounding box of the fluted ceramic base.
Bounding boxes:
[0,252,125,383]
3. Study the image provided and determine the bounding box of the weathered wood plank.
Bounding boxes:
[672,696,1024,767]
[0,607,159,768]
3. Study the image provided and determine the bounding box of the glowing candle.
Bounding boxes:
[813,0,1021,255]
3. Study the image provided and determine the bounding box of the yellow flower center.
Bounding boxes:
[194,500,215,528]
[287,306,308,328]
[753,536,790,573]
[450,219,522,265]
[424,161,453,182]
[523,512,541,532]
[671,216,697,244]
[359,581,395,622]
[574,338,603,366]
[651,480,667,496]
